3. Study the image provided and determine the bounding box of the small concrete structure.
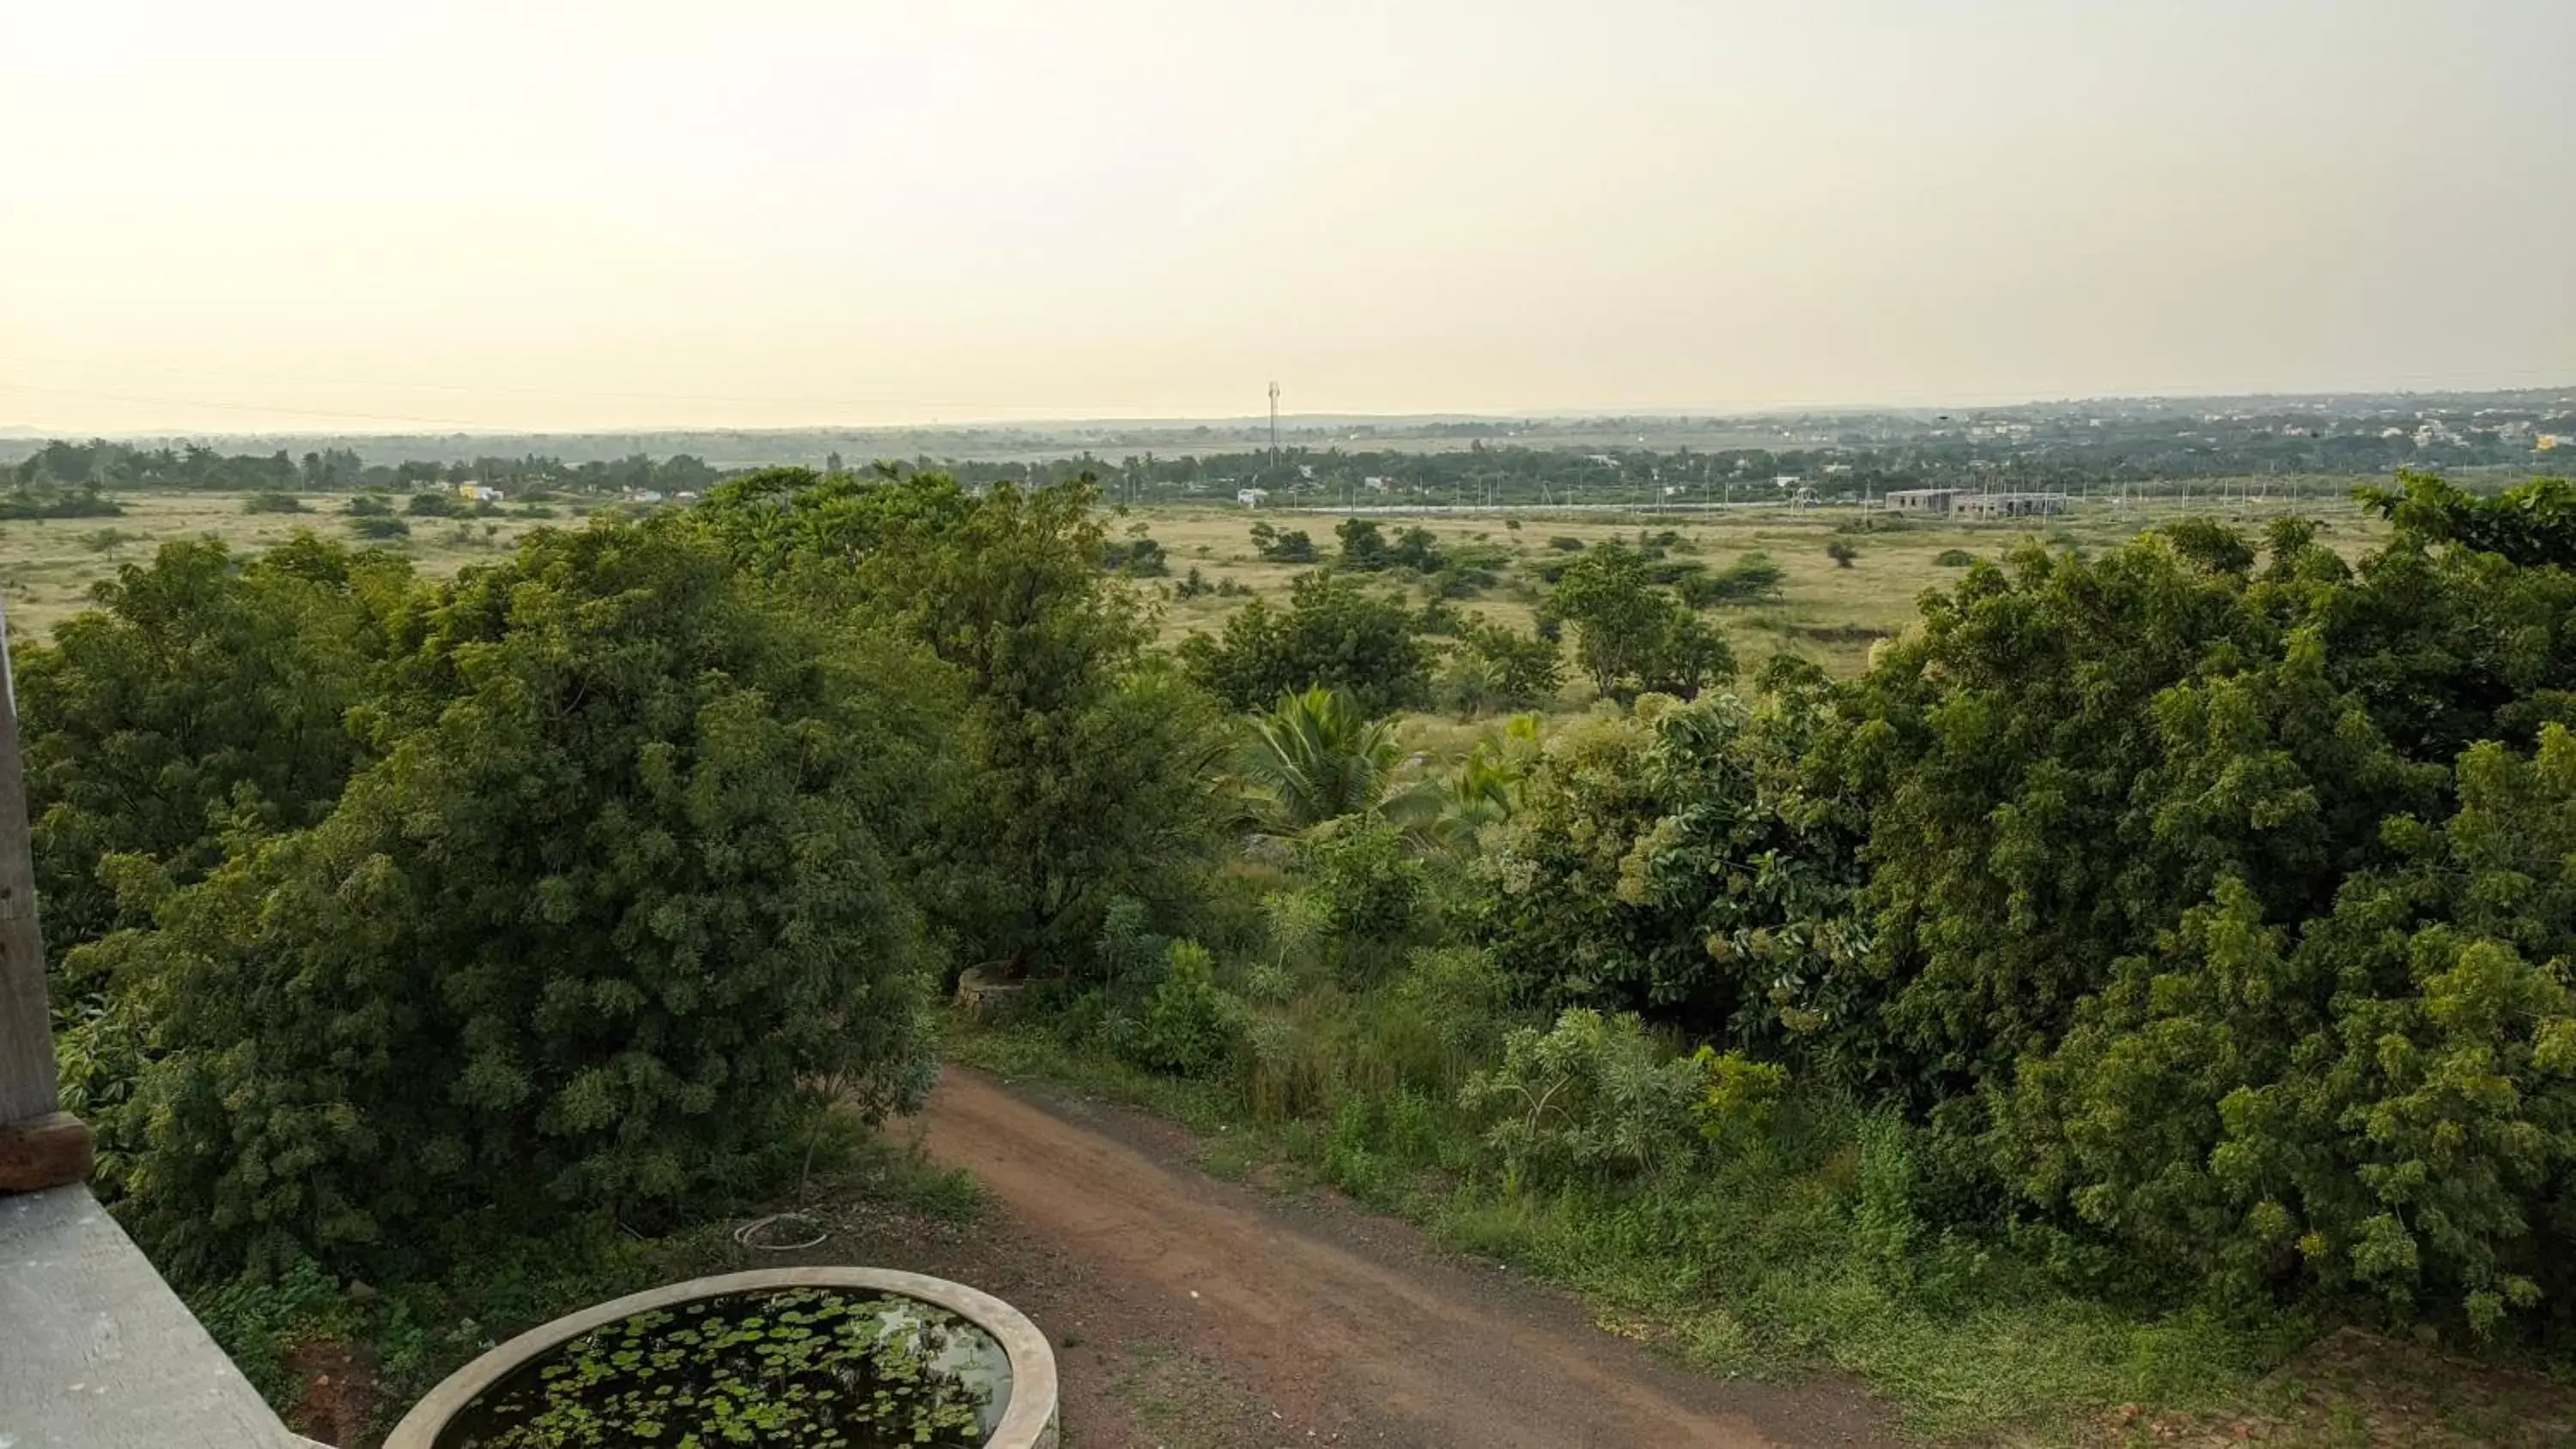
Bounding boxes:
[387,1266,1060,1449]
[1953,491,2070,518]
[1885,488,1963,514]
[0,1185,316,1449]
[955,964,1029,1022]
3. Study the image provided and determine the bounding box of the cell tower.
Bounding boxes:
[1268,381,1281,467]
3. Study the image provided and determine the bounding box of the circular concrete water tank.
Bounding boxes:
[385,1266,1059,1449]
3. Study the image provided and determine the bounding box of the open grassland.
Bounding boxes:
[0,491,576,642]
[1133,494,2388,678]
[3,490,2386,671]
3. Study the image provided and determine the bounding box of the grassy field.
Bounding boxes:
[0,492,576,641]
[2,489,2385,671]
[1131,494,2387,679]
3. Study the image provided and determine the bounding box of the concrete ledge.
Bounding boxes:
[386,1265,1059,1449]
[0,1112,94,1192]
[0,1184,309,1448]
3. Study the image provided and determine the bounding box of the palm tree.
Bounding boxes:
[1236,688,1435,838]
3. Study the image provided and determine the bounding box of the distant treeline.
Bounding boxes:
[9,407,2572,514]
[8,440,722,496]
[951,438,2574,510]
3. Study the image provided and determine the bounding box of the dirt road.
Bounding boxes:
[918,1068,1898,1449]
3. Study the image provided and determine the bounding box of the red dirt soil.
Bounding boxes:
[917,1067,1901,1449]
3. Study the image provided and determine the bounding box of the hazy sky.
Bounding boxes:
[3,1,2570,433]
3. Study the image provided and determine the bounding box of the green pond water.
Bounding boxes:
[437,1286,1012,1449]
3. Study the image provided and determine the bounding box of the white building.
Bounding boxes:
[1236,488,1270,507]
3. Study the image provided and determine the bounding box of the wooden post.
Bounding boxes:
[0,594,90,1191]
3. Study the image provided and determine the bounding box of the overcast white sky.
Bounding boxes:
[2,1,2569,433]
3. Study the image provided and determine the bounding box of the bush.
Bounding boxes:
[1101,530,1168,577]
[1934,548,1975,567]
[348,494,394,516]
[349,515,411,540]
[1306,821,1429,956]
[1119,940,1244,1077]
[1825,539,1857,567]
[1443,620,1562,715]
[1679,552,1785,607]
[1249,521,1318,563]
[0,484,122,519]
[1472,688,1872,1053]
[1458,1009,1711,1190]
[1549,543,1735,701]
[1693,1047,1789,1151]
[1181,572,1431,714]
[242,491,308,514]
[405,491,465,517]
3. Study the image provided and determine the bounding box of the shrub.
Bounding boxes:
[1101,530,1168,577]
[1679,552,1785,607]
[1120,941,1244,1077]
[349,515,411,540]
[242,491,308,514]
[405,491,464,517]
[1307,821,1430,952]
[695,469,1223,976]
[1249,521,1318,563]
[1549,543,1735,701]
[1844,481,2576,1327]
[1181,572,1431,714]
[1443,620,1562,715]
[1934,548,1975,567]
[1692,1047,1789,1150]
[1437,652,1508,719]
[1825,539,1857,567]
[348,494,394,516]
[1472,689,1873,1055]
[0,484,123,519]
[1458,1009,1711,1190]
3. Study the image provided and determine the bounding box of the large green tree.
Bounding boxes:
[84,521,953,1280]
[17,535,410,962]
[1830,485,2576,1327]
[1546,542,1735,702]
[696,468,1221,973]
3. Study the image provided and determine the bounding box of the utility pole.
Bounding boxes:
[1268,382,1281,470]
[0,593,92,1191]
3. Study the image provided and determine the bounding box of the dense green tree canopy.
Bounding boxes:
[17,536,410,961]
[1181,571,1431,715]
[696,467,1221,972]
[81,522,953,1280]
[1546,542,1735,701]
